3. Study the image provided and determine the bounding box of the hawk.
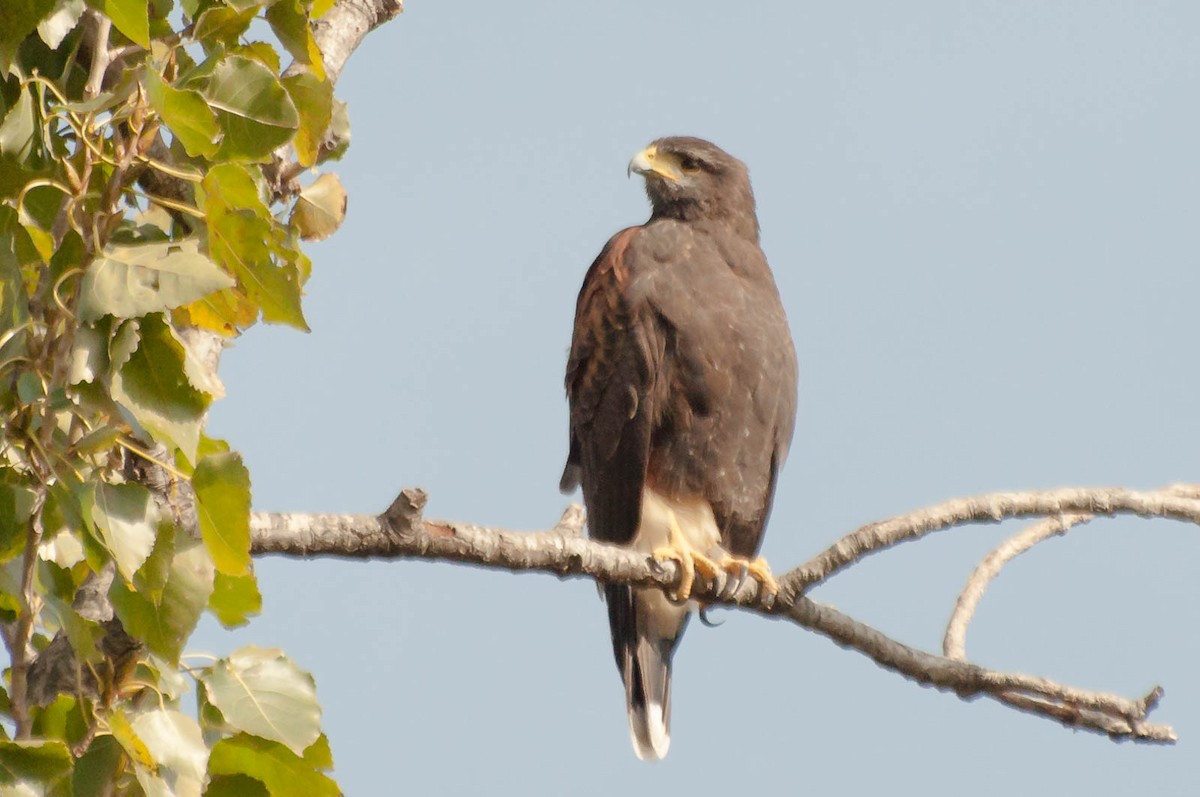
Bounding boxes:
[561,136,798,760]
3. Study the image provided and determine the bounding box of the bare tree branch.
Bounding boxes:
[250,483,1198,745]
[942,483,1200,662]
[312,0,404,85]
[781,486,1200,595]
[83,10,111,98]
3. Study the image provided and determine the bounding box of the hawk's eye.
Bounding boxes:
[679,156,701,173]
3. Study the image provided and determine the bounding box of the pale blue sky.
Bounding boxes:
[201,2,1200,793]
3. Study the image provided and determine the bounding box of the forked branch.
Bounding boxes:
[251,483,1200,744]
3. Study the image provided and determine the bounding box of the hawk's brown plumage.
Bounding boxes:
[561,137,798,760]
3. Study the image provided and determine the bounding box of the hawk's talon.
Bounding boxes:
[652,510,722,602]
[717,554,778,600]
[652,544,694,602]
[746,556,778,597]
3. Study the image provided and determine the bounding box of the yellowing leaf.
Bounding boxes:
[266,0,325,81]
[290,173,346,241]
[207,211,309,330]
[209,571,261,628]
[175,287,258,335]
[282,71,332,167]
[108,708,155,770]
[310,0,337,19]
[193,452,251,576]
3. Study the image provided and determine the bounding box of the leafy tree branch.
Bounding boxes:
[0,0,405,792]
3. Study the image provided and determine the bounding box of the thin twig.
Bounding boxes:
[943,513,1092,661]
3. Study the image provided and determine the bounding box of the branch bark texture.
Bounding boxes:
[251,484,1198,745]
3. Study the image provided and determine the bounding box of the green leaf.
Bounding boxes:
[193,4,258,49]
[16,182,61,265]
[202,55,299,162]
[111,528,214,662]
[130,708,208,796]
[0,231,30,360]
[206,774,270,797]
[0,0,56,71]
[16,371,43,403]
[0,739,72,794]
[207,734,338,797]
[110,314,209,462]
[73,735,122,797]
[145,70,220,158]
[193,451,251,575]
[37,0,86,49]
[89,481,159,582]
[133,518,175,597]
[281,71,332,168]
[204,647,322,755]
[41,481,85,550]
[266,0,325,81]
[232,41,281,73]
[208,570,261,627]
[290,172,346,241]
[301,734,333,770]
[0,473,36,563]
[96,0,150,47]
[80,239,236,323]
[0,87,36,159]
[31,695,80,745]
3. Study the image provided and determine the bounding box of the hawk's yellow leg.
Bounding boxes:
[652,510,722,602]
[718,555,779,597]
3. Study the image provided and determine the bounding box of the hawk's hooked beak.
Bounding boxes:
[628,145,681,182]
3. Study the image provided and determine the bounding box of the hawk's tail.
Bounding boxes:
[605,584,689,761]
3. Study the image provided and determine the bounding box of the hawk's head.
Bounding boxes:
[628,136,758,240]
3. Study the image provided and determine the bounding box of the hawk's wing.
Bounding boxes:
[561,226,660,546]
